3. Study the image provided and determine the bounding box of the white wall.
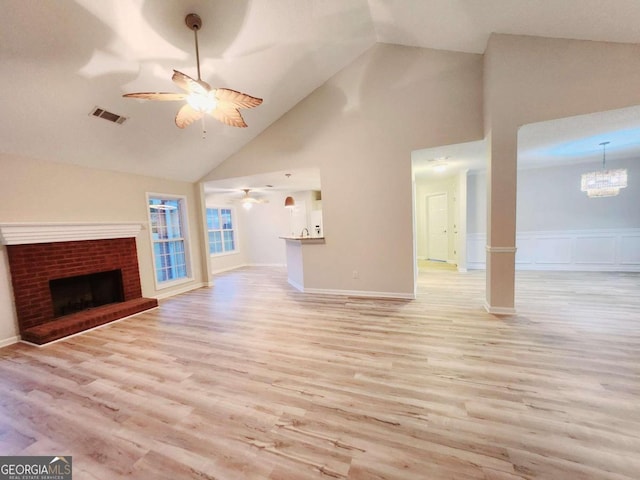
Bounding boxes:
[517,158,640,231]
[466,158,640,271]
[201,43,484,296]
[241,192,289,266]
[467,172,487,234]
[0,153,208,345]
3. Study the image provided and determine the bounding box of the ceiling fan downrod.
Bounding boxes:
[185,13,203,81]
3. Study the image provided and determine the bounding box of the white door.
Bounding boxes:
[427,194,448,261]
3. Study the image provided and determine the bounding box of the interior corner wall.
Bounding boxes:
[201,43,484,295]
[467,172,487,234]
[205,190,319,273]
[204,194,249,274]
[0,154,207,345]
[240,192,289,266]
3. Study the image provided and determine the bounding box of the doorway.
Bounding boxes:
[427,193,448,262]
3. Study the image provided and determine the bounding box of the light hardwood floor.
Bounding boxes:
[1,268,639,479]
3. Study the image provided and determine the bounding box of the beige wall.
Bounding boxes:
[0,153,207,344]
[202,43,484,295]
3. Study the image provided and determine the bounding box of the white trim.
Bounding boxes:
[303,287,416,300]
[287,278,304,292]
[211,264,248,275]
[209,250,241,258]
[457,267,468,273]
[0,222,144,245]
[19,307,159,347]
[0,335,20,348]
[206,205,240,256]
[146,192,195,291]
[484,302,517,315]
[210,263,286,278]
[486,245,517,253]
[468,228,640,271]
[152,281,207,300]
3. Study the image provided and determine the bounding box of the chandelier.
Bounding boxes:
[580,141,628,198]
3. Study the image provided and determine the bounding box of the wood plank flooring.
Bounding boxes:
[1,268,639,479]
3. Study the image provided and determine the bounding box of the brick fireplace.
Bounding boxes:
[0,223,158,344]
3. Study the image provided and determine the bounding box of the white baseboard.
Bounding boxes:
[0,335,20,348]
[210,264,285,277]
[303,287,415,300]
[211,264,248,275]
[484,302,516,316]
[153,282,207,300]
[287,278,304,292]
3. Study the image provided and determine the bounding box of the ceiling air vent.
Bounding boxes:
[89,106,128,125]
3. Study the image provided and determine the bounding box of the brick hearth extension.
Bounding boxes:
[0,223,158,345]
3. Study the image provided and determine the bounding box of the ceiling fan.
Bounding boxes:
[123,13,263,132]
[237,189,269,210]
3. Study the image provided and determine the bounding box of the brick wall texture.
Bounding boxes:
[7,238,144,332]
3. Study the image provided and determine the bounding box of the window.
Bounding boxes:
[206,207,237,255]
[148,195,191,285]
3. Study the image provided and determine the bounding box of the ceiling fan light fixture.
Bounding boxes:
[186,91,218,113]
[123,13,262,130]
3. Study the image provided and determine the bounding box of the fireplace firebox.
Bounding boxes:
[49,269,124,317]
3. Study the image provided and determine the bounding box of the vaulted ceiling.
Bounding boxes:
[3,0,640,183]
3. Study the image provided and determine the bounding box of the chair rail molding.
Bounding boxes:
[468,228,640,271]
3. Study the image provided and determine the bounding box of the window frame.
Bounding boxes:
[206,206,239,257]
[146,192,194,290]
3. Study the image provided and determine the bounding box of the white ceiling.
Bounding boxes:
[3,0,640,183]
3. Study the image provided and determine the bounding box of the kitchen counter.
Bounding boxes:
[279,236,325,244]
[280,236,325,291]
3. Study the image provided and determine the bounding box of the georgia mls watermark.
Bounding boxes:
[0,456,72,480]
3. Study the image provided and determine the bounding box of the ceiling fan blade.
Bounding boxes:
[172,70,210,95]
[210,106,248,128]
[216,88,263,109]
[122,92,187,101]
[175,103,203,129]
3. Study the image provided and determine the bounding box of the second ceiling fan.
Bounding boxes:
[123,13,263,130]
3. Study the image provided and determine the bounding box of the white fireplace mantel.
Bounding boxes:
[0,222,145,245]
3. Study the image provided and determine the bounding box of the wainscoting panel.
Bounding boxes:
[533,237,573,264]
[467,228,640,271]
[574,236,616,264]
[620,234,640,265]
[467,236,486,267]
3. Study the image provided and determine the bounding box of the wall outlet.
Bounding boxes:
[352,270,359,279]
